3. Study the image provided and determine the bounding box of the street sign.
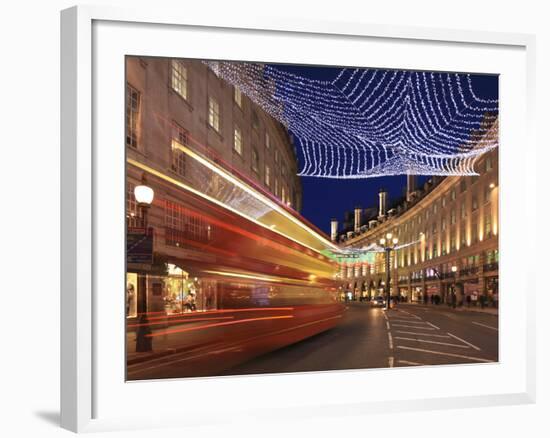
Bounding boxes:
[127,227,153,264]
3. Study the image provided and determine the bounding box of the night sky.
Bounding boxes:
[266,63,499,235]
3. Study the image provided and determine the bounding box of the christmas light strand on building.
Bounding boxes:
[204,61,498,178]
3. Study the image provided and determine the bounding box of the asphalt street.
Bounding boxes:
[221,302,498,375]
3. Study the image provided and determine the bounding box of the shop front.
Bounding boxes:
[126,262,218,320]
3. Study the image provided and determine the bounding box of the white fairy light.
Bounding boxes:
[205,61,498,178]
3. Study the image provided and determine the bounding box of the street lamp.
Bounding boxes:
[379,233,399,310]
[134,173,155,352]
[450,265,458,308]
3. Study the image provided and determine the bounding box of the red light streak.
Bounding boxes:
[146,315,294,337]
[138,307,295,319]
[127,316,235,328]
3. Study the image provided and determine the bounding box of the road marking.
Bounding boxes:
[398,360,423,366]
[395,331,451,338]
[426,321,440,330]
[473,321,498,331]
[388,356,394,368]
[391,324,435,330]
[396,346,494,362]
[388,319,427,324]
[447,332,481,351]
[386,321,391,330]
[397,310,422,320]
[394,337,470,349]
[382,312,389,321]
[388,332,394,349]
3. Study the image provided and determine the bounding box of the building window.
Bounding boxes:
[451,188,456,200]
[171,60,188,100]
[484,213,492,237]
[274,178,279,198]
[485,157,493,172]
[265,165,271,187]
[251,147,259,172]
[451,209,456,225]
[208,97,220,132]
[275,149,279,164]
[126,84,140,149]
[432,222,437,234]
[265,132,270,150]
[484,185,491,203]
[442,218,446,231]
[126,182,141,227]
[171,122,188,177]
[233,126,242,155]
[234,86,242,108]
[472,195,478,211]
[165,200,212,244]
[450,231,456,252]
[442,196,447,208]
[460,179,467,193]
[252,110,260,130]
[460,224,466,246]
[461,201,466,219]
[433,202,438,214]
[417,216,422,225]
[472,220,479,243]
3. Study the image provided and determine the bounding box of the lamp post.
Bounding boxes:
[134,174,154,352]
[379,233,399,310]
[451,265,458,308]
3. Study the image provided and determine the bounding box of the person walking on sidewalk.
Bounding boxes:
[466,294,471,308]
[451,292,457,309]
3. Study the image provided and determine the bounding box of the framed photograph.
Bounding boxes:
[61,5,536,432]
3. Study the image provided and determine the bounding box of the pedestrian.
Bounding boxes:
[466,294,471,308]
[451,292,457,309]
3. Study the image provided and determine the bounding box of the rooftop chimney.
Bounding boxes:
[406,174,417,202]
[378,188,388,219]
[330,219,339,242]
[354,206,362,233]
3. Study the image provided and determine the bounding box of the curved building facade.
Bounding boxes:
[125,57,303,318]
[333,145,499,308]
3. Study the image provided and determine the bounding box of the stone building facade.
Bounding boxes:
[125,57,302,318]
[333,146,499,307]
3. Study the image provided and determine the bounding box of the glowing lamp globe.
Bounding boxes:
[386,232,393,240]
[379,238,386,245]
[392,237,399,245]
[134,184,154,205]
[451,265,458,273]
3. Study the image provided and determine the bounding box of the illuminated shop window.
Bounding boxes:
[126,273,138,318]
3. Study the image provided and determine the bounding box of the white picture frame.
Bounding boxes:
[60,5,536,433]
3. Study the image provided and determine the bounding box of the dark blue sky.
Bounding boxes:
[267,63,499,235]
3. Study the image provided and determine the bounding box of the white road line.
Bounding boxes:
[388,332,394,349]
[386,321,391,330]
[391,324,435,330]
[447,332,481,351]
[382,311,389,321]
[395,331,451,338]
[426,321,440,330]
[388,356,395,368]
[398,360,423,366]
[388,319,427,324]
[397,346,494,362]
[473,321,498,331]
[394,337,470,349]
[397,310,422,320]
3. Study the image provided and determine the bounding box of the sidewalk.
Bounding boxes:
[400,302,498,316]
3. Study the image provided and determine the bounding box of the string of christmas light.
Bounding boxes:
[204,61,498,178]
